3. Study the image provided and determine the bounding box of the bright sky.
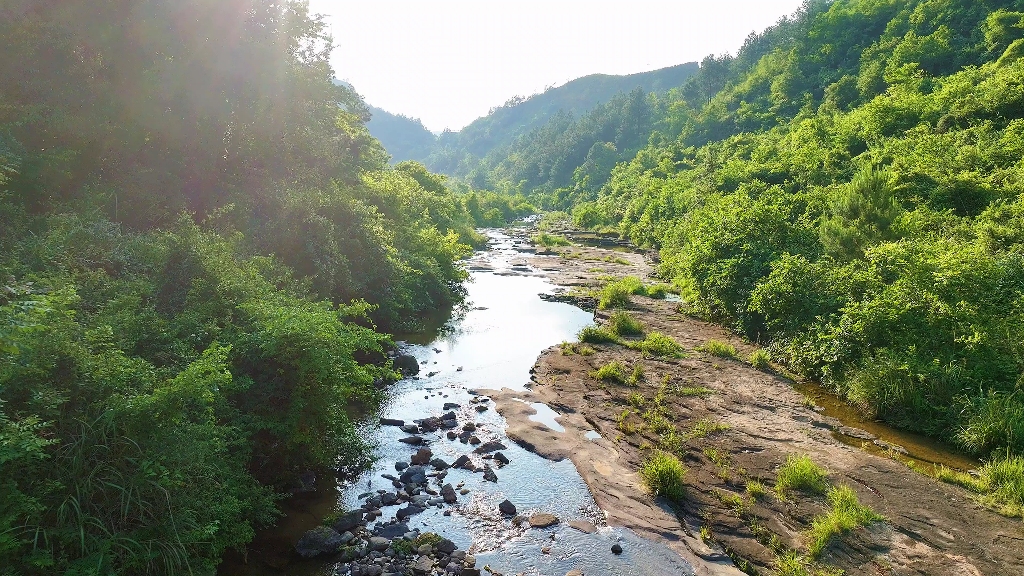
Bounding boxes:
[309,0,807,132]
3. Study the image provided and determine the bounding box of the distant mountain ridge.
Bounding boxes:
[362,61,698,168]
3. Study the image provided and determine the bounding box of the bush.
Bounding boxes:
[598,276,646,309]
[577,325,619,344]
[776,454,830,497]
[631,332,685,357]
[807,485,884,557]
[590,361,629,384]
[532,232,571,247]
[639,451,687,502]
[697,339,737,358]
[608,310,645,336]
[749,348,772,369]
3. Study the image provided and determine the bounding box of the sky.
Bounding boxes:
[308,0,807,132]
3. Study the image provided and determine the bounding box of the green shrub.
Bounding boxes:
[628,362,645,386]
[776,454,830,497]
[749,348,771,369]
[532,232,571,247]
[608,310,645,336]
[590,361,629,384]
[645,283,671,299]
[807,485,884,557]
[746,480,768,499]
[639,451,687,502]
[577,325,619,344]
[697,339,737,358]
[631,332,685,357]
[598,276,646,309]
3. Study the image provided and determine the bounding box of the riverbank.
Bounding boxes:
[490,234,1024,576]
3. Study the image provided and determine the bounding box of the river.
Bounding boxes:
[224,229,694,575]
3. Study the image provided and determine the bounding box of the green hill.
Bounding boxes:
[539,0,1024,473]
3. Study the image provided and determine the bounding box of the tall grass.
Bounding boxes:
[807,485,884,557]
[776,454,829,497]
[590,361,629,384]
[639,451,687,502]
[630,332,684,358]
[935,456,1024,518]
[577,325,618,344]
[697,339,737,358]
[608,310,644,336]
[532,232,571,247]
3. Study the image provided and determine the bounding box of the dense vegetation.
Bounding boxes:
[483,0,1024,463]
[0,1,483,574]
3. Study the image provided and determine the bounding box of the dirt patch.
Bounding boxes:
[489,238,1024,576]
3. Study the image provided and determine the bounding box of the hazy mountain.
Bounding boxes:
[362,61,698,167]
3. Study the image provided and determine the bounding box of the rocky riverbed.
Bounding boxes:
[486,231,1024,576]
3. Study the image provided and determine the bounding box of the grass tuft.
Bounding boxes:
[630,332,685,358]
[598,276,645,309]
[807,485,884,558]
[935,456,1024,518]
[577,325,618,344]
[746,480,768,500]
[749,348,771,369]
[687,417,730,439]
[776,454,829,498]
[697,339,737,358]
[532,232,571,247]
[608,310,644,336]
[639,451,687,502]
[590,361,629,384]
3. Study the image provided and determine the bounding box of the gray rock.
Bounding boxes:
[528,513,559,528]
[430,457,450,470]
[399,465,427,484]
[441,483,458,504]
[332,510,364,533]
[611,542,623,554]
[436,538,457,555]
[398,436,424,445]
[412,555,434,575]
[452,455,474,471]
[498,499,517,515]
[368,536,390,551]
[473,441,506,454]
[396,504,424,520]
[482,465,497,483]
[493,452,510,466]
[380,418,405,427]
[443,402,461,410]
[395,461,409,471]
[400,424,420,434]
[381,492,398,506]
[410,448,433,465]
[295,526,343,558]
[374,522,409,538]
[393,354,420,377]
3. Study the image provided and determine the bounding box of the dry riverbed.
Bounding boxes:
[489,234,1024,576]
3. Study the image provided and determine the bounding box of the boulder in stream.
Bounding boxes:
[295,526,343,558]
[528,513,560,528]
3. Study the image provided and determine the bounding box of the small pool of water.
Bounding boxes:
[584,431,602,441]
[793,380,982,471]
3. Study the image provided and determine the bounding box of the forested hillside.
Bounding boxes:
[538,0,1024,464]
[0,1,481,574]
[366,106,437,163]
[361,63,698,182]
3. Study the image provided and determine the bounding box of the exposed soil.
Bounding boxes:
[489,237,1024,576]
